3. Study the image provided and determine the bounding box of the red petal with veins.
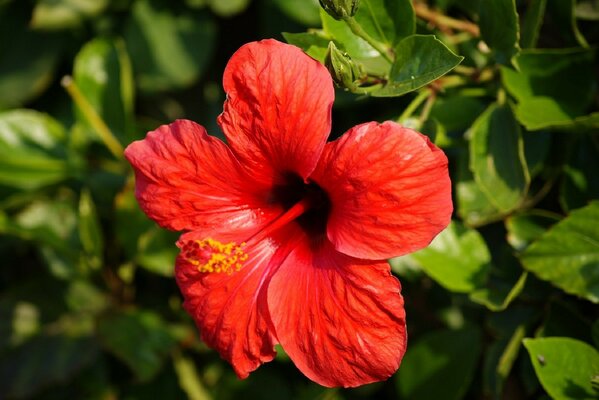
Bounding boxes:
[124,119,278,232]
[175,228,293,378]
[312,121,452,260]
[218,39,334,184]
[267,229,407,388]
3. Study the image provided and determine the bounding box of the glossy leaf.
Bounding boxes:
[397,326,482,400]
[372,35,463,97]
[479,0,520,66]
[469,103,529,212]
[505,211,560,251]
[411,221,491,293]
[96,310,177,381]
[124,0,217,93]
[521,202,599,303]
[0,110,69,189]
[523,337,599,400]
[73,37,135,144]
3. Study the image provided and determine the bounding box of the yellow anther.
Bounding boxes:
[180,238,247,274]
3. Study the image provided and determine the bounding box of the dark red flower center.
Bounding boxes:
[270,173,331,237]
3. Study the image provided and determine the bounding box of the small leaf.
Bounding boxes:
[96,310,177,381]
[372,35,463,97]
[479,0,520,66]
[523,337,599,400]
[0,109,70,190]
[520,202,599,303]
[411,221,491,293]
[469,102,529,212]
[396,326,482,400]
[124,0,217,93]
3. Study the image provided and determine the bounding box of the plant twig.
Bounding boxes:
[414,2,480,37]
[61,75,125,160]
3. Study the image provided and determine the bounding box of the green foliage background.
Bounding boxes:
[1,0,598,398]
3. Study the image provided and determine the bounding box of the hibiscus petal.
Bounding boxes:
[311,121,452,260]
[175,228,290,378]
[218,39,334,183]
[124,119,277,232]
[267,233,407,388]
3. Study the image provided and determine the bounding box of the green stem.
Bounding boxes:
[343,17,394,63]
[398,90,430,123]
[61,76,124,160]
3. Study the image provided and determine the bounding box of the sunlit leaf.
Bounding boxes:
[411,221,491,293]
[523,337,599,400]
[520,202,599,303]
[372,35,462,97]
[31,0,109,30]
[479,0,520,66]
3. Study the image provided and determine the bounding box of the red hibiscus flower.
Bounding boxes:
[124,39,452,388]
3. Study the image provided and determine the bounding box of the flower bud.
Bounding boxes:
[324,41,365,90]
[319,0,360,20]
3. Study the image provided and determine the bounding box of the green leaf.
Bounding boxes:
[505,210,560,251]
[282,31,331,63]
[78,189,104,269]
[372,35,463,97]
[124,0,217,93]
[430,95,486,133]
[396,326,482,400]
[576,1,599,20]
[501,48,596,130]
[0,334,99,398]
[31,0,109,30]
[73,37,135,145]
[546,0,588,47]
[96,310,177,381]
[273,0,321,26]
[523,337,599,400]
[354,0,415,47]
[520,0,547,48]
[520,202,599,303]
[455,149,505,227]
[207,0,250,17]
[560,135,599,211]
[0,6,65,108]
[469,272,528,312]
[0,109,69,189]
[469,102,529,212]
[411,221,491,293]
[479,0,520,66]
